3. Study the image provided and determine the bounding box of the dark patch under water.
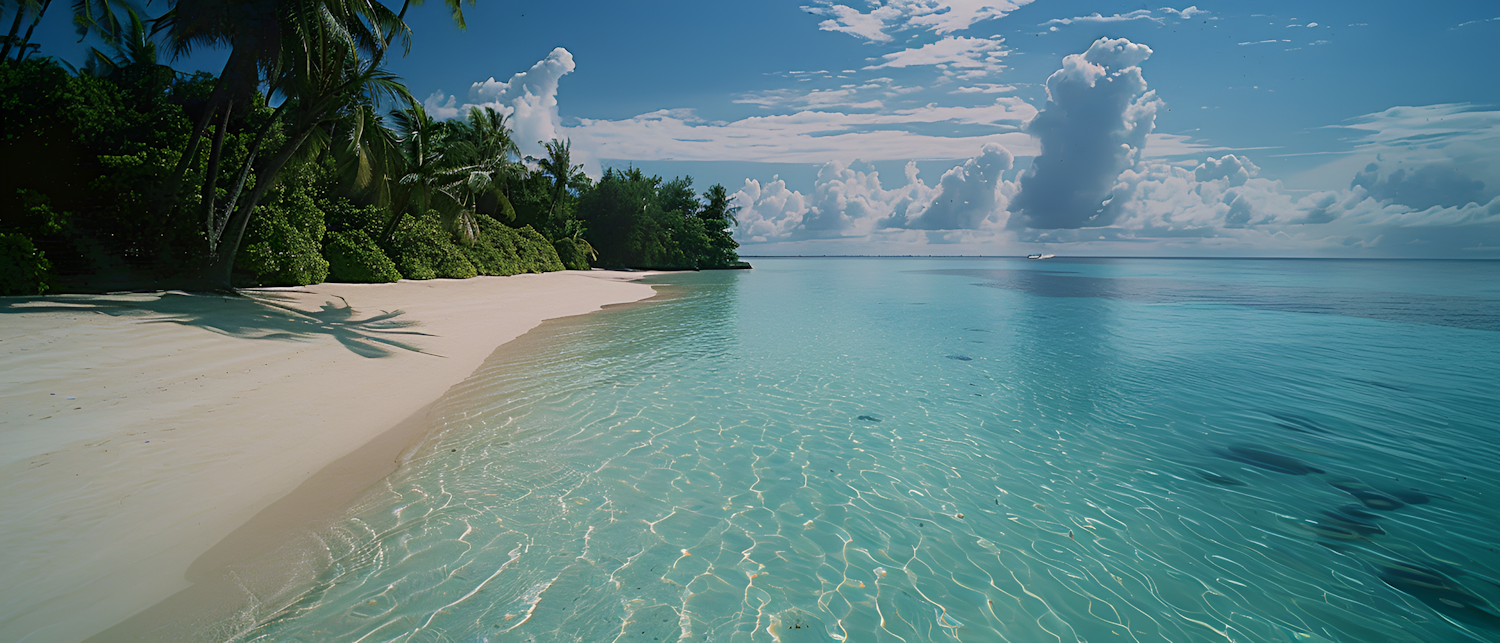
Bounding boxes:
[856,415,881,423]
[946,355,973,361]
[1220,445,1325,475]
[1346,377,1408,392]
[1334,504,1385,523]
[1326,477,1437,511]
[1377,562,1500,631]
[1313,510,1385,537]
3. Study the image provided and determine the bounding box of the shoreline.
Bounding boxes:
[0,271,661,643]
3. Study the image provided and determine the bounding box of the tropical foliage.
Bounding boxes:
[0,0,743,295]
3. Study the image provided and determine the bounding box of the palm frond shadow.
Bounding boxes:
[0,291,440,359]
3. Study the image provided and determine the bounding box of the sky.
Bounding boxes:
[30,1,1500,257]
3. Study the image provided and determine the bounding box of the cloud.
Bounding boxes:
[808,3,893,41]
[735,87,885,110]
[1094,156,1500,238]
[1008,37,1162,229]
[1335,103,1500,151]
[1195,154,1259,185]
[884,143,1015,229]
[1041,10,1161,27]
[722,33,1500,254]
[423,47,576,161]
[568,98,1038,164]
[1323,103,1500,202]
[1095,156,1305,234]
[951,83,1017,94]
[803,0,1035,41]
[1160,6,1209,19]
[1352,162,1488,210]
[865,36,1010,72]
[733,161,925,241]
[1455,16,1500,28]
[732,146,1017,241]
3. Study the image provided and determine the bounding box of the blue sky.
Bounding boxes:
[32,1,1500,256]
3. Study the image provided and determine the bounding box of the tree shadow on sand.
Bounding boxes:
[0,290,439,358]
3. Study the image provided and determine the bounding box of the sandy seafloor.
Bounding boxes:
[0,270,659,642]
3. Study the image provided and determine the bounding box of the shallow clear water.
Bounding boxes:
[236,258,1500,642]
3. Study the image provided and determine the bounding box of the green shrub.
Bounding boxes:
[324,230,400,283]
[323,199,388,238]
[385,213,477,280]
[553,238,591,270]
[0,233,52,295]
[234,189,329,287]
[458,216,516,276]
[465,216,522,275]
[516,225,565,273]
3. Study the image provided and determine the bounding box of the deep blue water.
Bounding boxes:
[233,258,1500,642]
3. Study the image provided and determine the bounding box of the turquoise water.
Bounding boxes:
[235,258,1500,642]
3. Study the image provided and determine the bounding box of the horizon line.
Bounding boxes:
[737,255,1500,261]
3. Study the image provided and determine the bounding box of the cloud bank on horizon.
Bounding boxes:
[418,1,1500,257]
[732,37,1500,254]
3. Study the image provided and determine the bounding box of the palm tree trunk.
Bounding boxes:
[10,0,49,62]
[201,103,233,242]
[157,48,242,224]
[0,5,27,62]
[214,101,287,245]
[205,125,317,287]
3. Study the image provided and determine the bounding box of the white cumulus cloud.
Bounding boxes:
[951,83,1017,94]
[865,36,1010,72]
[1041,10,1161,27]
[1160,6,1209,19]
[423,47,576,162]
[1008,37,1162,229]
[803,0,1035,42]
[885,143,1015,229]
[568,98,1039,164]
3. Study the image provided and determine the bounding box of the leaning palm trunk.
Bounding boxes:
[9,0,50,62]
[207,101,288,252]
[204,75,412,287]
[200,103,233,237]
[0,7,27,62]
[204,123,318,286]
[155,48,243,223]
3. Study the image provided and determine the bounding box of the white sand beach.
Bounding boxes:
[0,271,659,642]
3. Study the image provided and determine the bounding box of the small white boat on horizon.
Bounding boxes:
[1026,253,1056,260]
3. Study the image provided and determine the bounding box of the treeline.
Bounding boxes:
[0,1,743,296]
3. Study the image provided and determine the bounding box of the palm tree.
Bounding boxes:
[2,0,135,63]
[330,100,410,223]
[0,0,45,62]
[153,0,411,246]
[203,2,415,285]
[454,106,521,224]
[80,7,175,95]
[390,104,458,232]
[536,138,586,234]
[562,218,597,262]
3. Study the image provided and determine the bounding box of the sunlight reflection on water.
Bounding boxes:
[233,258,1500,642]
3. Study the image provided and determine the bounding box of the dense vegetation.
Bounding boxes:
[0,0,743,295]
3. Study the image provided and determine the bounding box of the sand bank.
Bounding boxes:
[0,271,659,642]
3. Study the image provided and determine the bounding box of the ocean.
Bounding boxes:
[232,257,1500,642]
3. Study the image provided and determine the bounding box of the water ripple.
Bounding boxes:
[228,259,1500,642]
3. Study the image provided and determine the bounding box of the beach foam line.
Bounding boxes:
[0,271,660,643]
